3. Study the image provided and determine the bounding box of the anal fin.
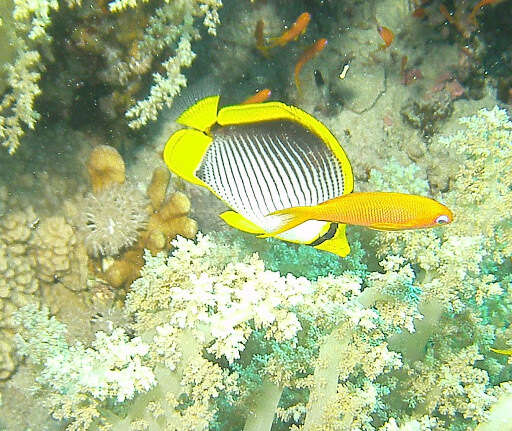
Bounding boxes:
[368,222,402,231]
[313,224,350,257]
[220,211,265,234]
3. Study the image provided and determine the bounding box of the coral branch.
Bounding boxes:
[243,379,284,431]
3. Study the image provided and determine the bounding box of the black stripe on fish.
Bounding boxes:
[196,120,346,221]
[309,223,339,246]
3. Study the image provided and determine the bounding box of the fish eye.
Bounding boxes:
[435,214,450,225]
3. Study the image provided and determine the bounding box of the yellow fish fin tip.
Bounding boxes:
[220,211,265,234]
[163,129,211,187]
[177,95,220,132]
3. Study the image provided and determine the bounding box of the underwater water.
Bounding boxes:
[1,0,512,430]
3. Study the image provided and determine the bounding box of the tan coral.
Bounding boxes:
[147,166,170,210]
[0,338,15,380]
[104,250,144,289]
[1,207,36,244]
[98,180,198,289]
[0,208,40,380]
[86,145,126,193]
[30,216,88,292]
[142,191,198,255]
[81,145,197,289]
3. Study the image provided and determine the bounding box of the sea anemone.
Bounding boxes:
[78,183,148,257]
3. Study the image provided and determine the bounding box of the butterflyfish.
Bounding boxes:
[267,192,453,235]
[163,95,354,257]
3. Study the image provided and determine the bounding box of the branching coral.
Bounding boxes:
[375,107,511,312]
[0,50,42,155]
[15,304,156,429]
[365,106,512,428]
[1,0,222,153]
[13,234,420,430]
[17,235,311,430]
[210,229,368,281]
[0,0,81,154]
[107,0,222,129]
[127,235,310,364]
[13,214,512,430]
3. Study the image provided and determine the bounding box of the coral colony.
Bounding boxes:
[1,1,512,431]
[10,107,512,430]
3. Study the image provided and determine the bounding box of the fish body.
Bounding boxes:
[377,25,394,49]
[255,19,269,55]
[270,12,311,48]
[294,38,328,92]
[241,88,272,104]
[469,0,504,23]
[164,95,354,257]
[269,192,453,234]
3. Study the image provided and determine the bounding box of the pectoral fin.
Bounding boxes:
[266,206,312,235]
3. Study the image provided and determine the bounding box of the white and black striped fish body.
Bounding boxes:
[196,120,347,243]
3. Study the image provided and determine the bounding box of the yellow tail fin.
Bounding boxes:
[266,206,312,235]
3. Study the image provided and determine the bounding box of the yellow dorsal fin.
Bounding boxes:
[218,102,353,194]
[313,224,350,257]
[220,211,265,234]
[218,101,294,125]
[177,95,220,132]
[163,129,211,187]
